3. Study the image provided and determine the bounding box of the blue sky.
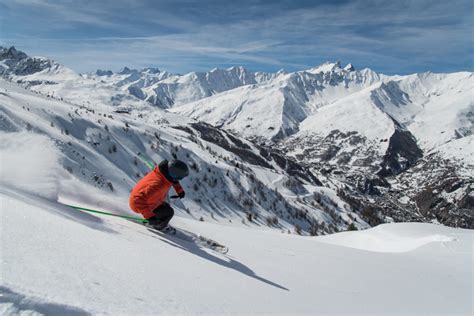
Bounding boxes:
[0,0,472,74]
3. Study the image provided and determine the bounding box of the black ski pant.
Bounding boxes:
[150,202,174,229]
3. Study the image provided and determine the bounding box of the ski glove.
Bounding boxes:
[178,191,185,199]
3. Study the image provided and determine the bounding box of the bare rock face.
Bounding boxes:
[0,46,28,60]
[277,123,473,229]
[0,46,52,76]
[377,129,423,177]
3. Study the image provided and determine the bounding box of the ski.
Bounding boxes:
[144,223,229,254]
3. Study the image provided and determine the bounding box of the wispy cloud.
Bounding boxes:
[1,0,472,74]
[5,0,120,28]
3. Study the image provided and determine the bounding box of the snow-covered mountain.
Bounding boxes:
[0,46,282,110]
[0,79,366,233]
[171,63,472,150]
[169,61,473,228]
[171,62,387,140]
[0,46,151,111]
[88,64,281,108]
[0,65,360,236]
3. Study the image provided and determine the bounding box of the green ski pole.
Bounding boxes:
[63,203,149,223]
[137,152,155,170]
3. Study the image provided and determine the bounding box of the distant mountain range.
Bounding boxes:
[89,64,284,108]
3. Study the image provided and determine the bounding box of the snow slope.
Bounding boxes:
[1,188,472,315]
[298,84,396,155]
[370,72,474,150]
[1,77,364,235]
[0,123,470,314]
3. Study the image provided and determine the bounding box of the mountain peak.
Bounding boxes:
[227,66,248,73]
[141,67,160,74]
[0,46,28,61]
[0,46,60,76]
[307,61,344,74]
[118,66,137,75]
[344,63,355,71]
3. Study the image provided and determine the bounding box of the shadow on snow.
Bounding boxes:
[148,229,290,292]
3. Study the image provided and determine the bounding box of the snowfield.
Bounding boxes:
[1,189,472,315]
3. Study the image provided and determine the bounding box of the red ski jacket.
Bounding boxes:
[129,161,184,219]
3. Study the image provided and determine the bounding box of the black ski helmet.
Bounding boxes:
[168,159,189,180]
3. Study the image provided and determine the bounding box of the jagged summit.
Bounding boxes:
[227,65,248,73]
[307,61,345,74]
[0,46,57,76]
[0,46,28,61]
[118,66,136,75]
[344,63,355,71]
[305,61,355,74]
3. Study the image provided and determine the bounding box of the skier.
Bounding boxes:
[130,159,189,231]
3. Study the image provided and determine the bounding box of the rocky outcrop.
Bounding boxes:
[0,46,52,76]
[378,129,423,177]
